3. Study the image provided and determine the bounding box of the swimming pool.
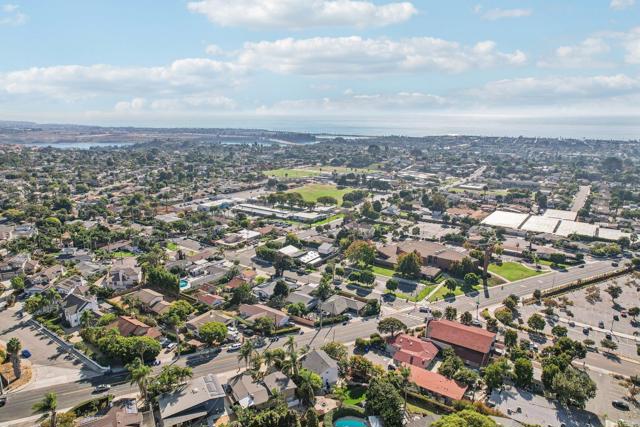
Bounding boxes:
[334,417,368,427]
[179,279,189,290]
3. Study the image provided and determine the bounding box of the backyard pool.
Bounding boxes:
[334,417,368,427]
[179,279,190,291]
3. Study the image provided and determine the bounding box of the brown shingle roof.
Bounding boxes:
[427,319,495,354]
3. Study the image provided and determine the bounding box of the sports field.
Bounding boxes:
[264,168,320,178]
[287,184,354,203]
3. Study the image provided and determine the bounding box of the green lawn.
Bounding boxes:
[311,213,345,226]
[372,265,396,277]
[537,259,568,269]
[343,385,367,405]
[166,242,178,251]
[488,262,543,282]
[427,282,481,302]
[264,168,320,178]
[396,283,438,302]
[287,184,354,203]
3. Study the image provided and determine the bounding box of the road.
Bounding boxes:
[0,314,422,424]
[0,260,621,423]
[427,260,619,315]
[444,165,486,189]
[571,185,591,212]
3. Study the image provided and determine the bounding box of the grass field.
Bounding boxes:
[264,168,320,178]
[311,213,345,226]
[287,184,354,203]
[488,262,543,282]
[396,283,438,302]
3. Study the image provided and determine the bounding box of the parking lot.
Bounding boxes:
[585,368,640,423]
[0,303,97,390]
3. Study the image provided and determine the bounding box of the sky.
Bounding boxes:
[0,0,639,138]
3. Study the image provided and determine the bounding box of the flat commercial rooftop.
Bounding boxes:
[542,209,578,221]
[520,215,560,234]
[481,211,530,229]
[482,210,623,241]
[555,220,598,237]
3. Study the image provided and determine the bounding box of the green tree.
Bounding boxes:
[127,358,152,405]
[32,392,58,427]
[396,251,422,279]
[345,240,376,266]
[504,329,518,348]
[527,313,546,332]
[438,348,464,379]
[432,409,497,427]
[444,306,457,321]
[600,338,618,351]
[513,358,533,388]
[605,285,622,304]
[551,367,597,408]
[386,279,399,291]
[365,375,404,427]
[551,325,568,338]
[321,342,348,361]
[238,340,255,368]
[199,321,227,346]
[460,311,473,325]
[377,317,407,337]
[7,337,22,379]
[483,358,511,391]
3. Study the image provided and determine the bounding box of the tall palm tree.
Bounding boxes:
[127,359,152,405]
[399,366,411,415]
[79,310,94,329]
[263,350,277,372]
[32,392,57,427]
[238,340,255,369]
[7,337,22,379]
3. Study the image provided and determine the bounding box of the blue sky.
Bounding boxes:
[1,1,639,138]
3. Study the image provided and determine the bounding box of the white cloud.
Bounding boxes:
[475,6,532,20]
[237,36,526,75]
[538,37,611,68]
[610,0,635,10]
[468,74,640,105]
[0,3,27,26]
[187,0,416,29]
[0,59,239,101]
[621,27,640,63]
[205,44,224,56]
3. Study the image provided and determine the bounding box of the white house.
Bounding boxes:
[300,349,339,389]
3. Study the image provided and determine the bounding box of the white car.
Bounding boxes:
[228,343,242,351]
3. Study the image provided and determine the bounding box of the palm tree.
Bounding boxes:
[127,359,152,405]
[263,350,277,372]
[399,366,411,415]
[80,310,94,329]
[32,392,57,427]
[238,340,255,369]
[7,337,22,379]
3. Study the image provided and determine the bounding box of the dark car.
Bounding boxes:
[20,349,31,358]
[612,400,630,410]
[0,396,6,407]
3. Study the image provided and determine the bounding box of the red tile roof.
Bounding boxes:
[389,334,439,368]
[427,319,495,354]
[408,365,467,401]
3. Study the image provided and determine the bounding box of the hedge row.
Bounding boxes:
[268,326,301,336]
[315,314,349,327]
[406,391,454,414]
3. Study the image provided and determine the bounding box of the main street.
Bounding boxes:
[0,260,624,423]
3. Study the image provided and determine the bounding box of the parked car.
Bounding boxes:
[612,400,630,410]
[613,315,619,321]
[599,321,605,328]
[568,321,575,327]
[470,319,482,328]
[419,306,430,313]
[166,342,177,351]
[20,349,31,358]
[583,327,590,335]
[611,262,619,267]
[0,396,7,407]
[94,384,111,393]
[228,343,242,351]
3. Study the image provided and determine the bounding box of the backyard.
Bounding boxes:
[488,261,543,282]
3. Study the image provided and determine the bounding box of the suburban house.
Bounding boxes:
[425,319,496,367]
[300,349,339,388]
[408,365,468,404]
[387,333,439,370]
[285,291,318,310]
[128,288,171,316]
[78,398,142,427]
[55,275,87,296]
[253,278,299,300]
[106,258,142,290]
[238,304,290,328]
[0,253,34,280]
[376,240,470,277]
[194,291,225,308]
[319,295,366,317]
[112,316,162,340]
[158,374,226,427]
[27,264,65,288]
[226,371,298,409]
[186,310,235,336]
[61,290,99,328]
